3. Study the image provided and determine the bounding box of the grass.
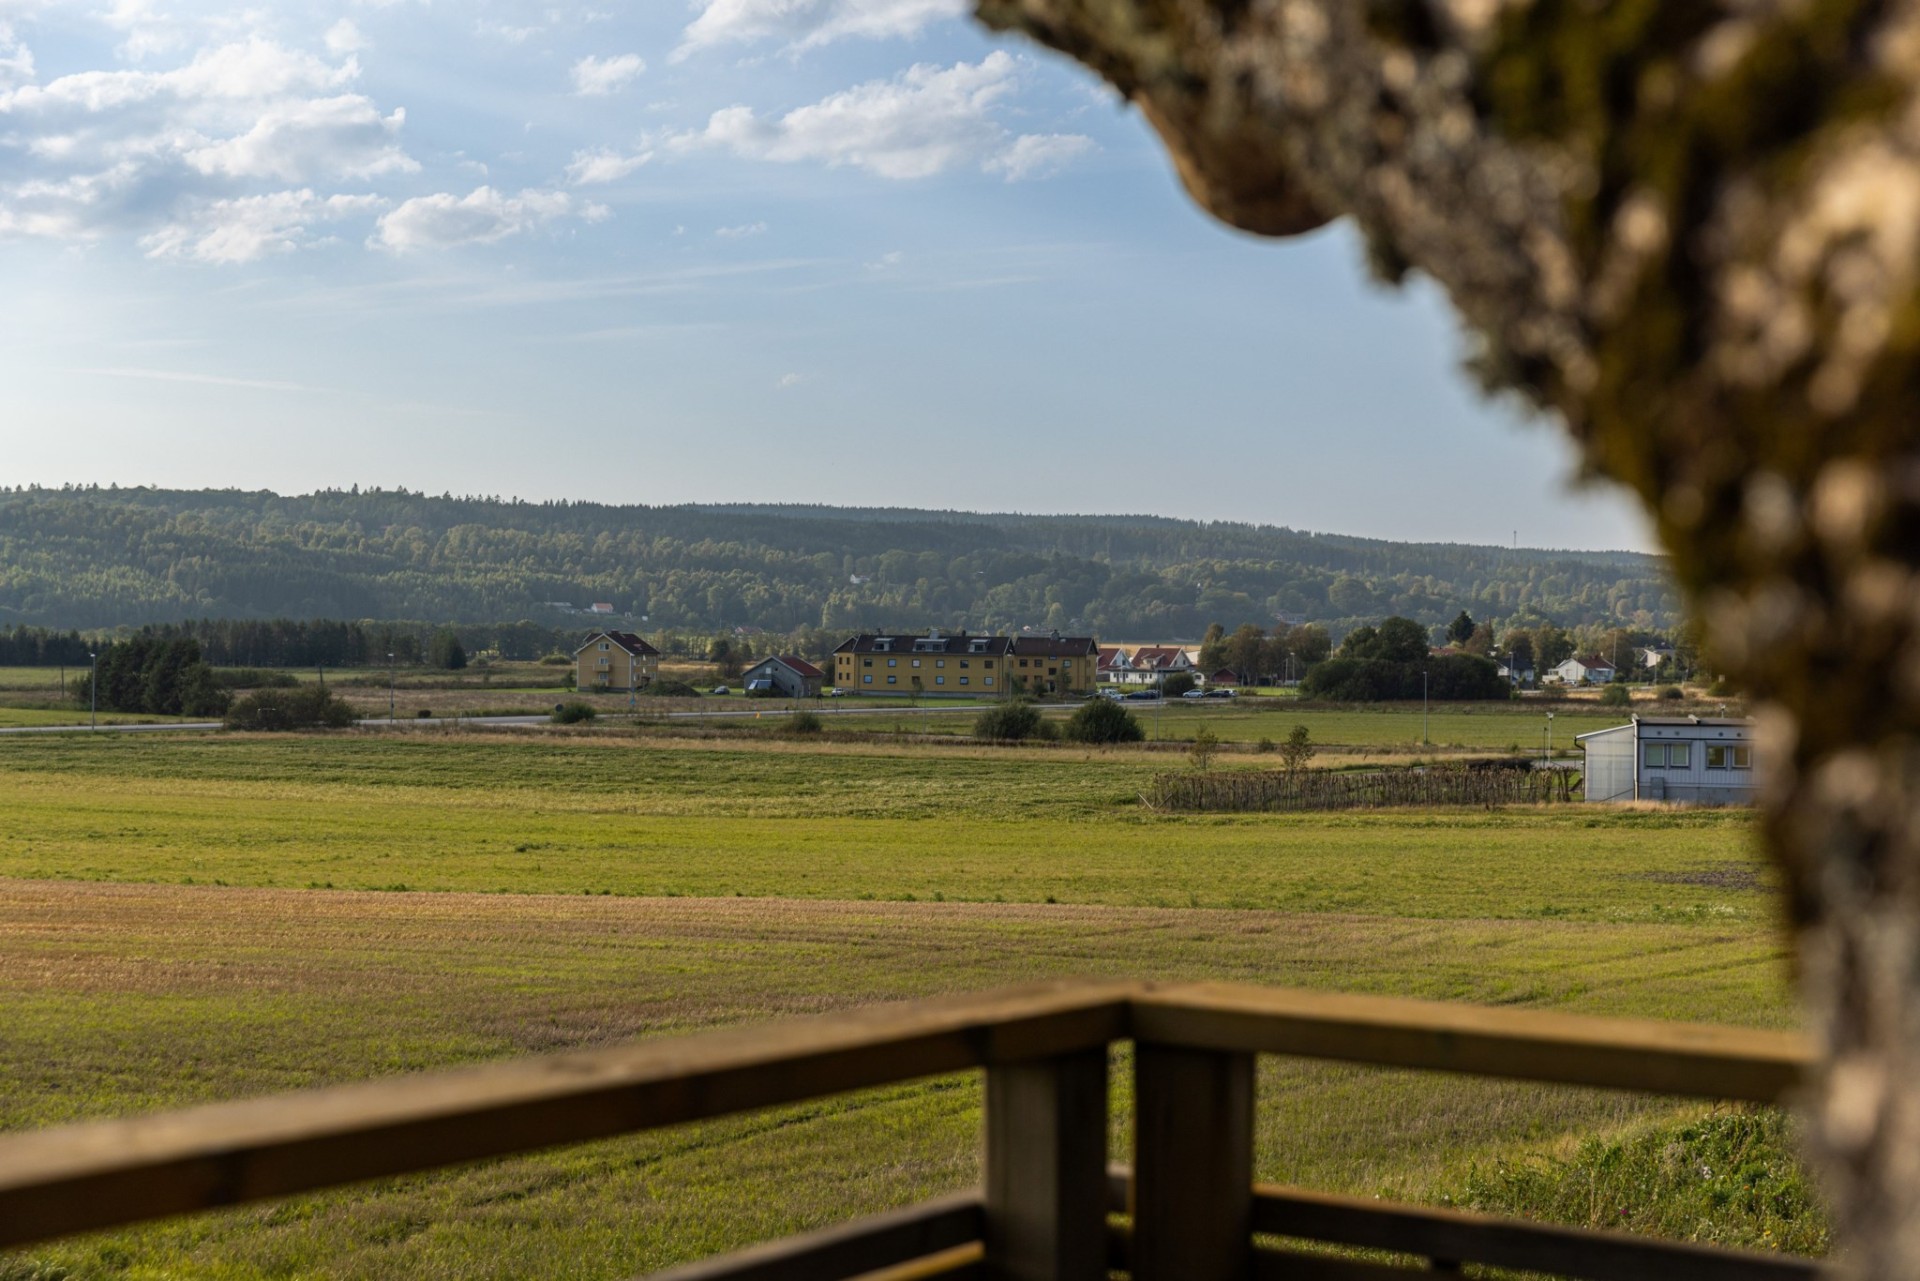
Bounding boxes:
[0,708,190,728]
[0,882,1799,1280]
[0,733,1771,921]
[0,730,1814,1279]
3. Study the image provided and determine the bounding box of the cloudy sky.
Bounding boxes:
[0,0,1651,550]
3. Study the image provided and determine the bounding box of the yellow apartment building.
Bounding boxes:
[574,630,660,693]
[831,630,1100,696]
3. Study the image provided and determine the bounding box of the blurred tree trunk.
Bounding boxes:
[974,1,1920,1273]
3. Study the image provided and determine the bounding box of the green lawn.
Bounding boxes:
[0,731,1808,1280]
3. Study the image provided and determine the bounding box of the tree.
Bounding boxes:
[1447,611,1475,647]
[1464,624,1496,658]
[1197,622,1227,670]
[1162,672,1196,698]
[1222,623,1266,678]
[429,628,467,671]
[974,699,1049,742]
[969,5,1920,1267]
[1063,698,1144,744]
[1188,726,1219,771]
[1278,724,1314,775]
[1506,631,1536,676]
[1600,681,1633,709]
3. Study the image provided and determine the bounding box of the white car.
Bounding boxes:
[1181,688,1208,699]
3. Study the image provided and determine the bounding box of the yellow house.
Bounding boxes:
[830,630,1101,696]
[1011,633,1100,695]
[833,631,1012,695]
[574,630,660,693]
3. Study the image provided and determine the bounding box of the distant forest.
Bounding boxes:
[0,486,1678,638]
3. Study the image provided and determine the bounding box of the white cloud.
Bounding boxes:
[370,185,576,251]
[0,38,356,112]
[324,19,365,55]
[476,20,541,44]
[141,189,385,263]
[677,0,963,58]
[672,52,1091,181]
[0,22,34,88]
[570,52,644,96]
[715,220,766,238]
[184,95,415,181]
[985,132,1095,181]
[564,145,651,185]
[103,0,186,61]
[776,371,806,388]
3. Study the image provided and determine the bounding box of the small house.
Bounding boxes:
[741,655,825,698]
[1130,646,1195,685]
[574,630,659,693]
[1551,654,1618,684]
[1576,715,1756,805]
[1097,646,1134,685]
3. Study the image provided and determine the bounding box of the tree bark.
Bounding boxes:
[972,1,1920,1273]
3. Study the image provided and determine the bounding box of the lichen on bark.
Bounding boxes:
[973,0,1920,1273]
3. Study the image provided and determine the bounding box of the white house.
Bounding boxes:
[1637,645,1674,670]
[1576,715,1756,805]
[1096,646,1134,685]
[1550,654,1618,684]
[1127,646,1195,686]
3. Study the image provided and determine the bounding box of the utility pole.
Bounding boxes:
[1545,711,1555,762]
[1422,668,1429,744]
[89,651,97,730]
[387,651,395,723]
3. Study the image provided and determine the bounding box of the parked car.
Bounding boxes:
[1181,689,1208,699]
[1205,688,1237,699]
[1124,690,1161,701]
[826,687,847,697]
[1098,688,1125,701]
[711,685,731,695]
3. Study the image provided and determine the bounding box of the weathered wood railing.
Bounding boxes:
[0,981,1822,1279]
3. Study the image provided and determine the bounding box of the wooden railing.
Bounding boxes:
[0,981,1822,1280]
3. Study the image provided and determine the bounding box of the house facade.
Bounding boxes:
[742,655,824,698]
[1576,716,1757,805]
[1551,654,1618,684]
[1129,646,1196,685]
[1097,646,1135,685]
[1011,634,1099,695]
[832,632,1014,695]
[574,630,659,693]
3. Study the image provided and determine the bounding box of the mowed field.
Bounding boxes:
[0,729,1807,1279]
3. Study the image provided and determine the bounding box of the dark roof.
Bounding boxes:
[775,655,823,678]
[1131,646,1190,669]
[572,630,659,657]
[1570,654,1616,668]
[1013,635,1097,658]
[833,633,1014,656]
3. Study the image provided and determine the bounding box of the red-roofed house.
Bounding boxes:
[574,630,659,693]
[1098,646,1134,685]
[741,655,825,698]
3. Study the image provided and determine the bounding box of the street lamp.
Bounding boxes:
[1422,668,1429,745]
[1544,711,1555,762]
[387,651,395,723]
[88,651,97,730]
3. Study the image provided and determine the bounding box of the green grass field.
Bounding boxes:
[0,730,1812,1279]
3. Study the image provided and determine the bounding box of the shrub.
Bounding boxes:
[550,701,597,724]
[1162,672,1197,698]
[538,653,571,666]
[1063,697,1144,744]
[1279,724,1315,774]
[644,679,702,698]
[785,710,825,735]
[1189,726,1220,770]
[975,699,1051,742]
[1255,736,1276,753]
[1599,681,1632,707]
[224,686,355,731]
[1659,685,1685,701]
[417,708,433,718]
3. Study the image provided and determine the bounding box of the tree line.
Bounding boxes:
[0,486,1680,638]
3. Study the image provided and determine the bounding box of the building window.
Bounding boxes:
[1063,659,1073,668]
[936,660,945,668]
[1644,742,1691,768]
[888,658,898,667]
[960,677,969,686]
[863,675,872,684]
[959,660,969,669]
[911,659,921,668]
[600,642,609,651]
[983,676,994,686]
[935,676,945,685]
[887,675,897,684]
[863,659,872,667]
[983,660,994,669]
[1707,744,1753,769]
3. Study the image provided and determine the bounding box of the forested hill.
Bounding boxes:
[0,487,1678,636]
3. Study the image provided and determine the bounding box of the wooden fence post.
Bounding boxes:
[984,1049,1110,1281]
[1131,1042,1253,1281]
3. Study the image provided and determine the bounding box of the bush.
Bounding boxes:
[785,710,825,735]
[538,653,572,666]
[643,679,702,698]
[1659,685,1685,701]
[1301,652,1509,701]
[1162,672,1197,698]
[975,699,1052,742]
[1255,736,1276,754]
[550,701,597,724]
[224,686,355,731]
[1599,681,1633,707]
[1063,698,1144,744]
[1279,724,1315,774]
[417,708,433,718]
[1189,727,1220,770]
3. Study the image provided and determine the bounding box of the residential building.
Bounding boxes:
[832,631,1014,695]
[574,630,659,693]
[741,655,825,698]
[588,603,616,615]
[1129,646,1196,685]
[1011,633,1099,695]
[1576,716,1756,805]
[1637,645,1675,670]
[1550,654,1618,684]
[1097,646,1135,685]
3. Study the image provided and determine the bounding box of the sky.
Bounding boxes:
[0,0,1654,552]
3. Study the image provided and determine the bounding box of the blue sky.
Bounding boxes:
[0,0,1651,551]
